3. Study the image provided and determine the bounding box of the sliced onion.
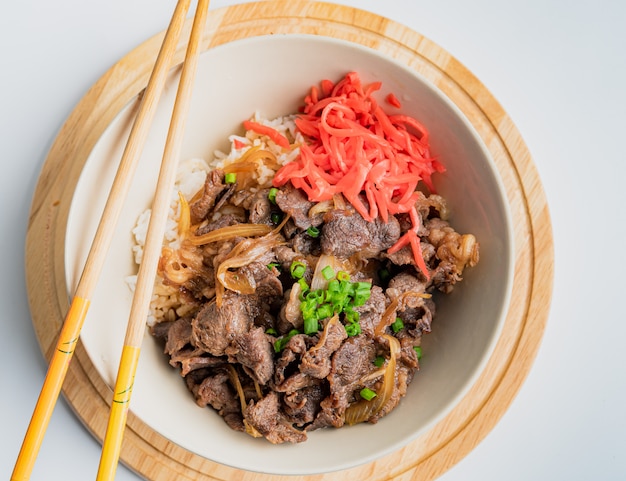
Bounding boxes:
[227,365,262,438]
[344,334,400,425]
[223,147,280,189]
[309,314,341,352]
[188,223,272,246]
[215,230,285,305]
[310,254,351,291]
[177,191,191,237]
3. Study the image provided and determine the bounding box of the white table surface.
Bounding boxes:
[2,1,625,480]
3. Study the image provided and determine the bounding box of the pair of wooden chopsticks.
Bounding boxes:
[12,1,210,479]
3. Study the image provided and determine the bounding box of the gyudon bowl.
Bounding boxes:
[66,34,513,475]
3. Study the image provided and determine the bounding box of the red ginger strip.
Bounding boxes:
[272,72,442,277]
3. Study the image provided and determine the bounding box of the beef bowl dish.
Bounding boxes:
[67,34,513,475]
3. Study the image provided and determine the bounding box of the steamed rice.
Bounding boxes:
[126,113,303,326]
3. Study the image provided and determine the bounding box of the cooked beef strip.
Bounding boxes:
[247,188,273,224]
[195,213,241,236]
[321,208,401,258]
[172,348,225,377]
[244,391,308,444]
[283,383,327,427]
[291,231,322,256]
[191,291,259,357]
[238,261,283,300]
[186,367,245,432]
[299,318,347,379]
[274,183,324,229]
[353,285,386,337]
[225,326,274,385]
[190,170,228,224]
[308,335,377,431]
[273,334,310,387]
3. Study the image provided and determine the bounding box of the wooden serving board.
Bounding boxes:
[25,1,554,480]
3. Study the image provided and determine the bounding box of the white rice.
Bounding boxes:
[126,113,303,326]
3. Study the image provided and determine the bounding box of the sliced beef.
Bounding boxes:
[291,231,321,256]
[191,291,258,357]
[274,183,324,229]
[283,383,327,427]
[353,285,386,337]
[186,367,245,432]
[171,348,225,376]
[308,335,376,431]
[299,317,347,379]
[195,213,241,236]
[190,170,228,224]
[321,209,401,258]
[238,261,283,300]
[244,391,308,444]
[225,326,274,385]
[247,188,273,224]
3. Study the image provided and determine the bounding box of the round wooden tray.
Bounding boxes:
[25,1,553,480]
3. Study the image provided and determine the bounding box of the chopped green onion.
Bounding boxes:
[290,260,306,279]
[413,346,422,359]
[359,387,377,401]
[344,307,360,323]
[345,322,361,337]
[270,212,283,224]
[303,317,319,335]
[337,271,350,282]
[374,355,385,367]
[224,172,237,184]
[273,329,300,353]
[265,327,278,335]
[321,265,335,280]
[267,262,280,271]
[391,317,405,333]
[306,226,320,238]
[268,187,278,204]
[315,303,333,320]
[297,278,309,299]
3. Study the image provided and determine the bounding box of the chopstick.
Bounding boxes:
[95,0,210,479]
[11,1,193,480]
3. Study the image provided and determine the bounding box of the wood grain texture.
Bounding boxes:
[25,2,553,480]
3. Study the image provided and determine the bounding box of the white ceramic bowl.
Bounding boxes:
[66,34,513,475]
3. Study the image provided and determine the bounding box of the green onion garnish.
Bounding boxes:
[321,265,335,280]
[306,226,320,238]
[267,262,280,271]
[290,260,306,279]
[391,317,405,333]
[374,355,385,367]
[265,328,278,335]
[273,329,300,353]
[303,317,319,335]
[270,212,283,224]
[414,346,422,359]
[344,322,361,337]
[224,172,237,184]
[268,187,278,204]
[359,387,377,401]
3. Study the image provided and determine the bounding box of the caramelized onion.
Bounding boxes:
[344,334,400,425]
[309,314,341,352]
[188,223,272,246]
[215,230,285,305]
[227,365,262,438]
[374,291,431,336]
[223,147,280,189]
[310,254,351,291]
